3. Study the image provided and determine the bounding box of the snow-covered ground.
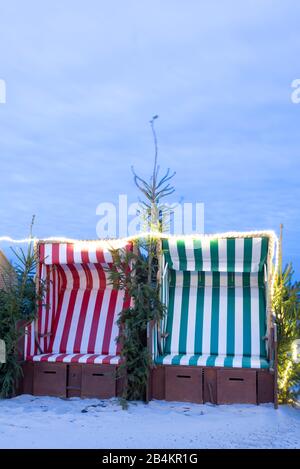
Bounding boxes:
[0,395,299,449]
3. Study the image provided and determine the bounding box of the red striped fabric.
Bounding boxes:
[25,322,34,360]
[25,251,58,359]
[47,263,127,355]
[25,240,133,362]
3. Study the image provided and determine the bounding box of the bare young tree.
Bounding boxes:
[132,115,176,234]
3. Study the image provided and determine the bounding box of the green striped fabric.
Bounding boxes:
[156,270,269,369]
[155,354,269,368]
[162,237,269,273]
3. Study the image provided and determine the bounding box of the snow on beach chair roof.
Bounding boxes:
[38,238,133,265]
[161,231,276,273]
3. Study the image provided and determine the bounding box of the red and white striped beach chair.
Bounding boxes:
[24,239,132,398]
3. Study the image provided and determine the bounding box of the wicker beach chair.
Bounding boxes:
[23,239,132,398]
[151,232,278,405]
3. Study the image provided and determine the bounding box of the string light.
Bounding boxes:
[1,230,279,324]
[0,229,278,279]
[0,230,278,254]
[0,229,278,242]
[0,236,37,244]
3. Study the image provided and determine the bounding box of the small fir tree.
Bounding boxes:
[108,116,175,402]
[0,217,46,397]
[273,225,300,404]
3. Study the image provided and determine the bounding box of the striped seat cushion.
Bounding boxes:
[30,353,121,365]
[155,354,269,369]
[161,270,268,369]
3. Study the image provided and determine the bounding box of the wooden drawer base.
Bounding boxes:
[23,362,275,404]
[151,366,166,400]
[33,362,67,397]
[257,370,274,403]
[151,366,275,405]
[18,361,34,395]
[81,365,117,398]
[203,368,217,404]
[217,369,257,404]
[67,364,82,397]
[29,363,119,399]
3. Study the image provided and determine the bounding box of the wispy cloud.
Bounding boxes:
[0,0,299,272]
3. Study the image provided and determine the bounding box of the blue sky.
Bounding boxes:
[0,1,299,274]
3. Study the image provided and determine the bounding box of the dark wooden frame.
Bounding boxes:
[151,365,275,405]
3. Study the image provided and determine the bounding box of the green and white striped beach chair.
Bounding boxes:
[151,232,278,404]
